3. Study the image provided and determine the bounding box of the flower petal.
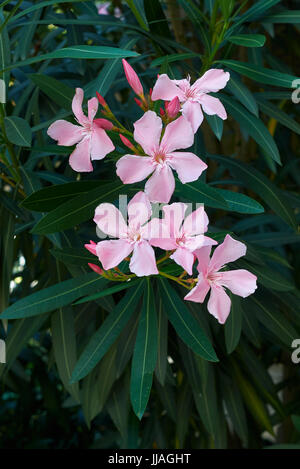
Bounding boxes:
[162,202,187,238]
[72,88,88,125]
[207,284,231,324]
[193,69,230,93]
[144,218,177,249]
[129,241,158,276]
[133,110,162,155]
[145,165,175,203]
[152,74,184,101]
[116,155,154,183]
[220,269,257,298]
[96,239,133,270]
[171,247,195,275]
[128,191,152,230]
[161,116,194,153]
[199,94,227,120]
[182,206,209,236]
[94,203,128,238]
[88,97,99,122]
[194,246,213,275]
[90,127,115,160]
[47,120,83,146]
[184,272,210,303]
[184,234,217,252]
[181,101,204,133]
[169,151,207,183]
[210,234,247,272]
[69,137,93,172]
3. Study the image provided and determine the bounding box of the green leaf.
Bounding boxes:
[228,34,266,48]
[251,297,299,346]
[206,114,223,141]
[155,299,168,386]
[209,155,297,230]
[2,46,139,72]
[158,278,218,362]
[225,296,243,354]
[21,181,103,212]
[214,188,264,214]
[130,279,158,419]
[70,281,144,383]
[256,97,300,135]
[74,280,140,306]
[175,179,228,210]
[226,74,259,117]
[217,60,299,88]
[227,0,281,35]
[0,272,107,319]
[218,94,281,164]
[30,74,74,110]
[4,116,32,147]
[125,0,149,31]
[31,182,135,234]
[221,376,248,445]
[51,247,96,266]
[237,260,295,292]
[264,10,300,23]
[151,52,200,68]
[51,306,80,402]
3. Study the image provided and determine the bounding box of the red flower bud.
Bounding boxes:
[122,59,144,96]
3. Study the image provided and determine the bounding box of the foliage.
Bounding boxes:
[0,0,299,449]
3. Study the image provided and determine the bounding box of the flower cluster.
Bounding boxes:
[48,59,257,324]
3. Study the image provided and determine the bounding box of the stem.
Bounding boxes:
[158,270,190,289]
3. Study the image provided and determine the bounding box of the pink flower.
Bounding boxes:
[122,59,144,97]
[152,70,230,133]
[97,2,110,15]
[90,192,159,277]
[47,88,115,172]
[116,111,207,203]
[184,235,257,324]
[165,96,180,118]
[150,203,217,275]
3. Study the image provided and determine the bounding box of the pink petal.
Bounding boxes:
[96,239,133,270]
[133,111,162,155]
[144,218,177,249]
[194,246,213,275]
[184,273,210,303]
[170,247,195,275]
[193,69,230,93]
[182,206,209,236]
[151,74,184,101]
[210,234,247,272]
[184,234,217,252]
[181,101,204,133]
[88,97,99,122]
[128,191,152,230]
[207,284,231,324]
[169,151,207,183]
[145,165,175,203]
[116,155,153,183]
[160,116,194,153]
[94,203,128,238]
[219,269,257,298]
[129,241,158,277]
[90,127,115,160]
[72,88,88,125]
[199,94,227,120]
[47,120,83,146]
[69,137,93,172]
[162,202,187,238]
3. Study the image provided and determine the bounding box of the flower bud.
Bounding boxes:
[96,92,108,108]
[85,240,97,256]
[119,134,135,151]
[166,96,180,118]
[122,59,144,97]
[88,263,103,275]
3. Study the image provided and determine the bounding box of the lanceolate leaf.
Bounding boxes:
[158,278,218,362]
[30,74,74,110]
[0,273,107,319]
[4,116,32,147]
[130,279,158,419]
[209,155,297,230]
[217,60,299,88]
[70,281,144,383]
[228,34,266,48]
[214,188,264,214]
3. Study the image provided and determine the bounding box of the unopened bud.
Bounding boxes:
[88,263,103,275]
[122,59,144,96]
[119,134,135,151]
[166,96,180,118]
